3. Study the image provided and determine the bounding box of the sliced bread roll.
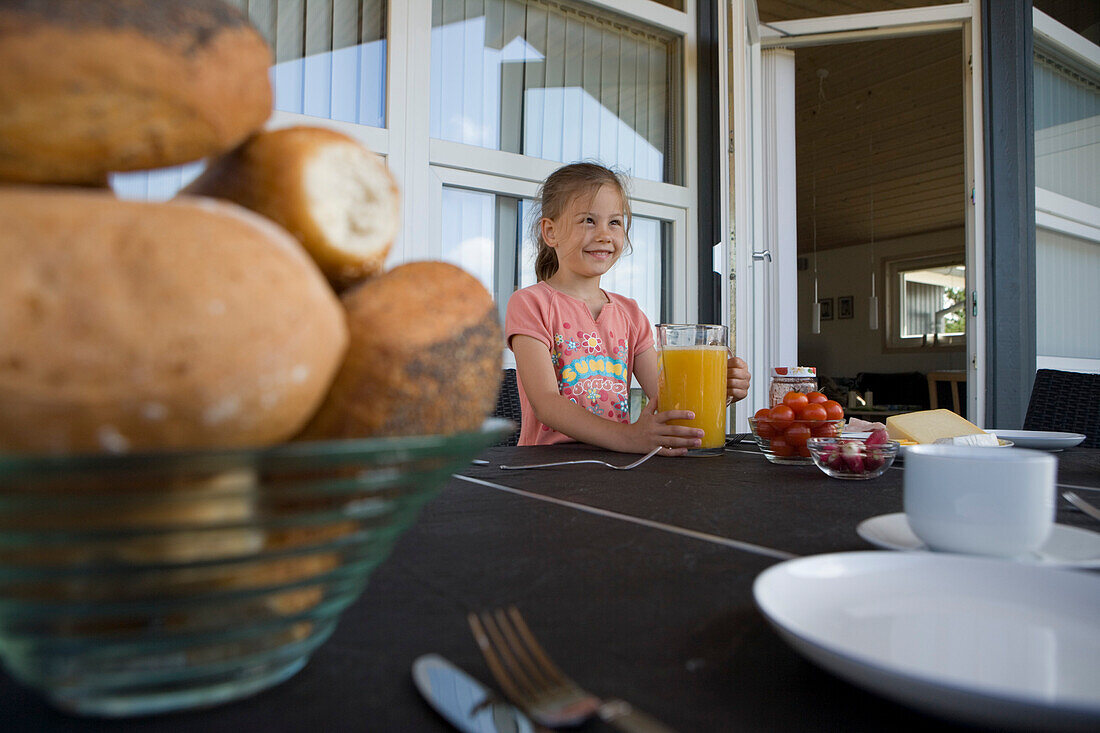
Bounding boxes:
[0,187,348,454]
[299,262,502,439]
[0,0,272,184]
[184,126,400,290]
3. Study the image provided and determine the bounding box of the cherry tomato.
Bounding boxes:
[800,403,827,422]
[822,400,845,421]
[812,422,841,438]
[753,409,776,438]
[782,391,809,410]
[797,444,813,457]
[769,436,794,457]
[769,404,795,430]
[806,391,828,404]
[785,424,811,447]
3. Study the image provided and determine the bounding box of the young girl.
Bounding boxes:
[505,162,751,456]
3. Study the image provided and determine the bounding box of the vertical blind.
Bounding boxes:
[113,0,387,200]
[441,187,499,297]
[1034,53,1100,209]
[1036,229,1100,360]
[430,0,679,183]
[226,0,387,127]
[1034,52,1100,363]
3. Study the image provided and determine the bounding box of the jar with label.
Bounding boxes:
[769,366,818,407]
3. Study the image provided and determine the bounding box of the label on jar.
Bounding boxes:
[770,366,816,378]
[769,366,818,407]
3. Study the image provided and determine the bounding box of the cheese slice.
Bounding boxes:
[886,409,986,444]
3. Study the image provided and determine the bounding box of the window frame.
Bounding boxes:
[881,249,968,353]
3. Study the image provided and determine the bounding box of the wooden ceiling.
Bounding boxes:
[753,2,967,254]
[793,31,965,253]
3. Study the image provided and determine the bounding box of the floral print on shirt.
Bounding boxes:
[551,328,631,423]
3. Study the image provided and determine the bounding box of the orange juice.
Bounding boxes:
[658,345,727,450]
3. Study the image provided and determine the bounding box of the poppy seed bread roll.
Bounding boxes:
[0,187,348,454]
[0,0,272,184]
[183,126,400,290]
[299,262,502,439]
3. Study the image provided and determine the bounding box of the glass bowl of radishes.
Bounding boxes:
[807,430,899,480]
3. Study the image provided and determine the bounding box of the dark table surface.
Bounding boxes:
[3,442,1098,732]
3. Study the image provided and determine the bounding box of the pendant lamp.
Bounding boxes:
[866,96,879,330]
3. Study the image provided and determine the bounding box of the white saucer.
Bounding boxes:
[857,512,1100,568]
[754,552,1100,730]
[990,429,1086,450]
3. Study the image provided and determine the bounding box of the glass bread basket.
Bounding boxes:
[0,419,510,717]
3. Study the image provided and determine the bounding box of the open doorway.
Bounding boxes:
[725,1,983,428]
[794,32,970,420]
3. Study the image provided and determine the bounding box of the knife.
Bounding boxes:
[413,654,539,733]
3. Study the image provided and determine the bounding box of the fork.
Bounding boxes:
[498,446,662,471]
[468,606,676,732]
[1063,491,1100,522]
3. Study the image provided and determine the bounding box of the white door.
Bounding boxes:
[723,2,986,426]
[727,0,765,428]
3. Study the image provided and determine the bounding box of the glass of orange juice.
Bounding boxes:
[656,324,730,456]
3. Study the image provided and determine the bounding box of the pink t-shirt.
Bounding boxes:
[505,281,655,446]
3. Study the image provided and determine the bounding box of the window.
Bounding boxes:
[440,187,521,324]
[112,0,388,200]
[883,253,966,350]
[244,0,387,127]
[440,190,671,326]
[429,0,681,183]
[1037,228,1100,360]
[1033,9,1100,371]
[428,0,691,333]
[108,0,694,332]
[1034,52,1100,209]
[518,203,669,324]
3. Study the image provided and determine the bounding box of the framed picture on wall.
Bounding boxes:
[838,295,854,319]
[819,298,834,320]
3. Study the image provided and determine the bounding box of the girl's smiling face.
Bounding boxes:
[541,184,627,281]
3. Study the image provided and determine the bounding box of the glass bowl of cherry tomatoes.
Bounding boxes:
[748,391,846,464]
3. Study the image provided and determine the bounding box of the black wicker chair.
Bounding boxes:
[1023,369,1100,448]
[492,368,523,446]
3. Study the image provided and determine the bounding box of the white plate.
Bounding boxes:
[754,552,1100,730]
[857,513,1100,568]
[990,430,1087,450]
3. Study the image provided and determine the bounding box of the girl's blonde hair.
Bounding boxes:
[532,162,632,282]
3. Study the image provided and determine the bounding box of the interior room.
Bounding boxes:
[791,31,969,415]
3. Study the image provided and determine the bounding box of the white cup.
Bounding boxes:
[903,445,1057,558]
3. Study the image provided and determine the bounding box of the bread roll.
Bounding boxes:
[0,187,348,454]
[0,0,272,184]
[183,126,400,290]
[300,262,502,439]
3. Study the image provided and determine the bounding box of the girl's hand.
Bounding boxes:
[628,400,704,456]
[727,356,751,403]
